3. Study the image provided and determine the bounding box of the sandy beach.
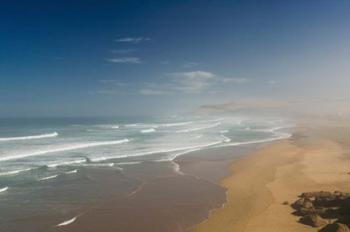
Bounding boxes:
[192,121,350,232]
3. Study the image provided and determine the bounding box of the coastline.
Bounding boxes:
[35,145,256,232]
[191,123,350,232]
[1,124,322,232]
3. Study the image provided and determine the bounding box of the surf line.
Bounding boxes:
[56,212,84,227]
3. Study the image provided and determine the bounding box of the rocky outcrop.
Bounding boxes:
[290,191,350,231]
[320,223,350,232]
[300,213,329,227]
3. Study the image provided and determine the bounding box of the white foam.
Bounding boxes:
[124,123,140,127]
[79,163,115,167]
[0,139,130,162]
[56,216,77,227]
[84,140,224,163]
[140,128,156,133]
[0,132,58,142]
[156,141,224,161]
[89,156,108,162]
[117,161,142,165]
[194,134,203,139]
[47,159,86,168]
[170,160,184,175]
[162,148,201,161]
[125,123,159,128]
[176,122,221,133]
[111,125,119,129]
[0,168,33,176]
[65,169,78,174]
[216,131,292,148]
[39,175,58,181]
[161,121,193,127]
[221,134,231,143]
[0,186,9,193]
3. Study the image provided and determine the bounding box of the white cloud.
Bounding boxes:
[107,57,142,64]
[115,37,151,43]
[222,77,250,84]
[169,71,217,94]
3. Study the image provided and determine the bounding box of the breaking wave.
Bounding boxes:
[56,216,78,227]
[0,132,58,142]
[0,186,9,193]
[176,122,221,133]
[140,128,156,133]
[0,139,130,162]
[39,175,58,181]
[0,168,33,176]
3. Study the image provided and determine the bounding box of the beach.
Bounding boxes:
[2,117,349,232]
[0,116,291,232]
[192,119,350,232]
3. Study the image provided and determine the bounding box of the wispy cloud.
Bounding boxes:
[115,37,151,43]
[169,71,217,94]
[106,57,142,64]
[96,70,252,97]
[222,77,250,84]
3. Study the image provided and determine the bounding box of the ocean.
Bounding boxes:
[0,115,292,231]
[0,115,292,187]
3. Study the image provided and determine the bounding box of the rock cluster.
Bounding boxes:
[291,191,350,231]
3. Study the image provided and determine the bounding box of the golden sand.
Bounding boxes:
[192,127,350,232]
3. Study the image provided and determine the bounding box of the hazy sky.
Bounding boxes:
[1,0,350,117]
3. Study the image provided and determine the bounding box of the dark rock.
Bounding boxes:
[301,191,333,199]
[303,198,314,209]
[292,198,306,209]
[300,213,328,227]
[282,201,289,205]
[299,207,316,216]
[320,223,350,232]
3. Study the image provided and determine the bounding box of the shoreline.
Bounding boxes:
[191,124,350,232]
[43,144,256,232]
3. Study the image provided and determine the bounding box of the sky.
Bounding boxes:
[1,0,350,117]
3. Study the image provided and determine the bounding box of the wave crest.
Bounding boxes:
[0,139,130,162]
[0,186,9,193]
[0,132,58,142]
[140,128,156,133]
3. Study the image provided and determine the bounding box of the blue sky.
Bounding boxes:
[1,0,350,116]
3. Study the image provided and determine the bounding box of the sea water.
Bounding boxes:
[0,116,292,186]
[0,115,292,231]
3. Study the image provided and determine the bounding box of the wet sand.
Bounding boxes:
[192,121,350,232]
